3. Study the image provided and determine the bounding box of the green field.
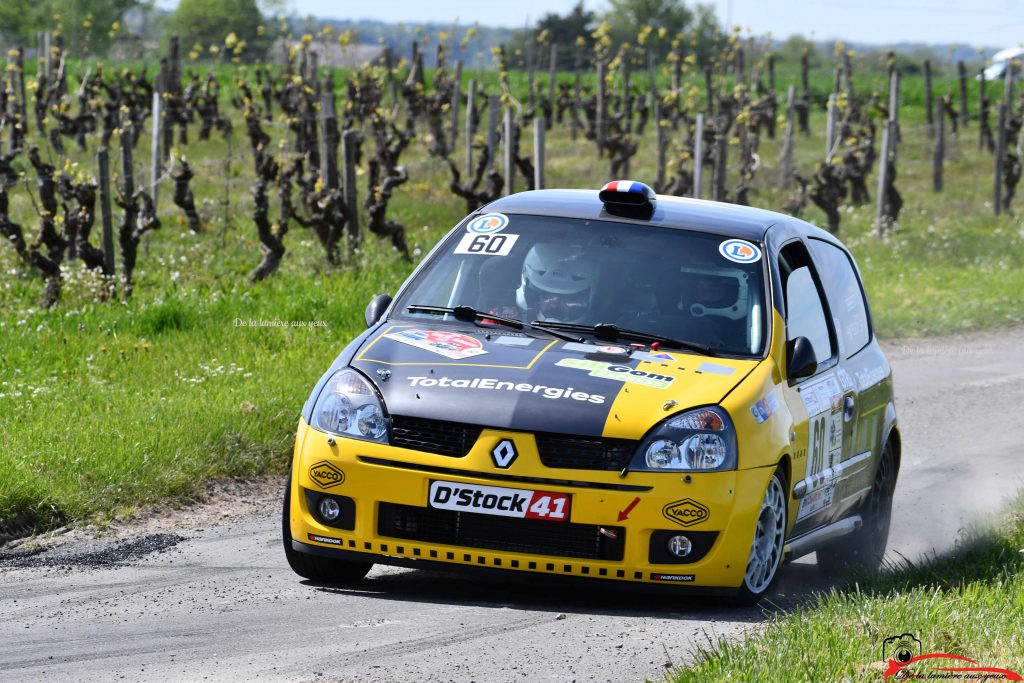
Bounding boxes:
[1,59,1023,534]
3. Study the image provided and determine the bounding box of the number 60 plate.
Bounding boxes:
[453,232,520,256]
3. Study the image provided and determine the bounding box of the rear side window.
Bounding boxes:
[809,239,871,357]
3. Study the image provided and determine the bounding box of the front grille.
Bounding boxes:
[389,416,636,470]
[378,502,625,561]
[390,415,482,457]
[535,433,636,471]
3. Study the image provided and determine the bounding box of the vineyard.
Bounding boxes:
[2,25,1024,532]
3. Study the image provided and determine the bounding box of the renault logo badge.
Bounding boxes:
[491,439,518,468]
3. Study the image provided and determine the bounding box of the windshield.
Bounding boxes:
[393,214,769,357]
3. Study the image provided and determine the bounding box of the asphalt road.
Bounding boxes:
[2,328,1023,682]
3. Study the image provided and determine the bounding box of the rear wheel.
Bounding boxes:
[734,467,788,606]
[817,440,896,576]
[282,474,373,583]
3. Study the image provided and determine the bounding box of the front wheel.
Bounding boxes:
[281,473,373,583]
[817,440,896,576]
[734,467,788,606]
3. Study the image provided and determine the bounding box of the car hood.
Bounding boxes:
[350,323,759,439]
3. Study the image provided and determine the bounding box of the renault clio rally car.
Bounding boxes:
[283,181,900,604]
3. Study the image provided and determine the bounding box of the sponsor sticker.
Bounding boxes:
[309,461,345,489]
[798,373,843,417]
[797,482,835,521]
[453,232,520,256]
[662,499,710,527]
[650,573,696,582]
[798,373,845,519]
[594,345,629,355]
[556,357,675,389]
[384,329,488,360]
[751,390,780,424]
[466,212,509,234]
[428,480,570,522]
[632,351,677,364]
[493,335,534,347]
[697,362,735,375]
[718,239,762,264]
[407,375,605,403]
[307,533,343,545]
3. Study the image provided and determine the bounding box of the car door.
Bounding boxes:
[776,239,855,536]
[807,238,887,517]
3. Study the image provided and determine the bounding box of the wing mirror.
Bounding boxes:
[364,293,392,327]
[786,336,818,382]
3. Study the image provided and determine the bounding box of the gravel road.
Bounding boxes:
[2,328,1023,682]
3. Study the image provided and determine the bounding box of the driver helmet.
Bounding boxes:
[515,243,598,323]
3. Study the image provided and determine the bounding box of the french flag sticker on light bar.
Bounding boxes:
[598,180,656,208]
[604,180,639,193]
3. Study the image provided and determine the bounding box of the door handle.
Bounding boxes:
[843,395,856,423]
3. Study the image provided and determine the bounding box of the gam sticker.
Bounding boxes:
[466,212,509,234]
[719,239,762,264]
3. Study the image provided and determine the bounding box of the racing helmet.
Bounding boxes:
[515,243,598,323]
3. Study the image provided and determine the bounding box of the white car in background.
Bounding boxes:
[981,46,1024,81]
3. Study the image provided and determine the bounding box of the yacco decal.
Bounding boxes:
[407,376,606,403]
[662,499,710,527]
[718,239,762,263]
[466,212,509,234]
[555,358,675,389]
[308,461,345,489]
[384,329,487,360]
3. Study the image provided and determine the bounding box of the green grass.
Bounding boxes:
[1,60,1023,532]
[670,496,1024,682]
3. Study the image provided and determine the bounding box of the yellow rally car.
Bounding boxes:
[283,181,900,604]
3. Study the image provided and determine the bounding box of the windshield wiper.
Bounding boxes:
[527,321,585,343]
[530,321,716,357]
[406,304,524,330]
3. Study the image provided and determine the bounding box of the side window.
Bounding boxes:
[808,239,871,357]
[779,243,834,366]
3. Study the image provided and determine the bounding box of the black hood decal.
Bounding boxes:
[351,323,750,438]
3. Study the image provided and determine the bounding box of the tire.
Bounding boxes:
[817,439,896,576]
[734,467,788,606]
[281,474,373,583]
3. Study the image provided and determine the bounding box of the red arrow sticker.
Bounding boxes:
[617,497,641,522]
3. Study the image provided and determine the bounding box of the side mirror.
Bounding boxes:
[786,336,818,382]
[364,293,392,328]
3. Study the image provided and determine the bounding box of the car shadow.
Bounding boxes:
[303,555,842,620]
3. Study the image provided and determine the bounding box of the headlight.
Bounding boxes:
[311,369,389,443]
[630,406,737,472]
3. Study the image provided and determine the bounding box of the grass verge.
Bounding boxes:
[670,495,1024,682]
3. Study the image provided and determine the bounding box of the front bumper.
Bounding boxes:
[288,420,775,591]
